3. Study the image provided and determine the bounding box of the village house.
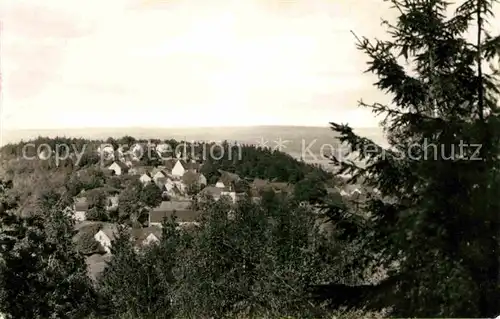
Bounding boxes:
[199,186,237,203]
[250,178,291,194]
[128,166,154,176]
[106,195,119,211]
[171,160,187,177]
[155,176,175,192]
[148,200,199,227]
[169,159,202,177]
[164,185,187,201]
[107,161,129,176]
[215,170,240,190]
[152,168,169,182]
[131,227,162,249]
[73,197,89,222]
[94,224,118,254]
[139,172,153,185]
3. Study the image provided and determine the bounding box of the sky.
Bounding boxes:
[1,0,499,130]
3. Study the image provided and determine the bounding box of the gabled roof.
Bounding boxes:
[174,159,200,171]
[152,169,168,177]
[140,172,152,178]
[109,161,129,170]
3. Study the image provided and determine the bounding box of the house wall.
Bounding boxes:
[73,210,87,222]
[94,230,112,254]
[140,174,152,185]
[171,161,185,177]
[109,163,122,176]
[199,174,207,185]
[215,181,225,188]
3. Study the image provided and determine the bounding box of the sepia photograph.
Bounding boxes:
[1,0,500,318]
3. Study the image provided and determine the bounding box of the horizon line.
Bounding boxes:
[2,124,380,132]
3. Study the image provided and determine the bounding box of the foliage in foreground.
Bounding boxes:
[0,181,99,319]
[326,0,500,317]
[97,194,349,319]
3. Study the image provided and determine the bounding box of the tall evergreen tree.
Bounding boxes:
[325,0,500,317]
[0,181,97,318]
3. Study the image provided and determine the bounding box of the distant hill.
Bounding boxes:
[0,125,386,163]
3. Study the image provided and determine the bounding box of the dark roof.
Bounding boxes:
[149,210,200,223]
[153,200,191,211]
[199,186,223,197]
[252,178,270,189]
[150,201,197,223]
[74,197,89,211]
[75,202,89,211]
[99,223,119,240]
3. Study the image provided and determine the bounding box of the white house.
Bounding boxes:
[171,160,187,177]
[107,161,129,176]
[94,225,118,254]
[139,173,152,185]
